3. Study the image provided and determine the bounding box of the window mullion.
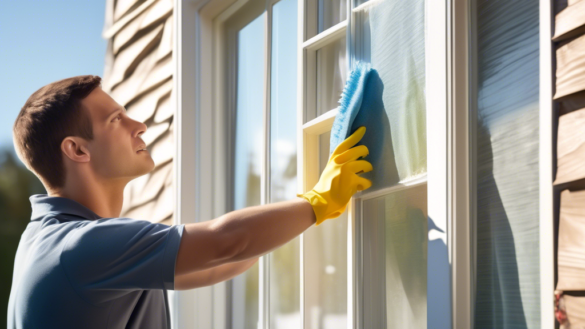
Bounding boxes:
[345,1,356,328]
[298,1,307,328]
[260,2,273,329]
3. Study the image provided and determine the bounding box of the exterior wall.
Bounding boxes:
[553,0,585,325]
[101,0,175,225]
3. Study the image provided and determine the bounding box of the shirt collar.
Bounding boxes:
[30,194,102,221]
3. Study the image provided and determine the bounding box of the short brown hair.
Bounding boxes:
[13,75,102,190]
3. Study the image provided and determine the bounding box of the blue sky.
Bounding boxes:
[0,1,107,161]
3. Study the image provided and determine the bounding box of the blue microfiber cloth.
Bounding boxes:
[329,61,373,155]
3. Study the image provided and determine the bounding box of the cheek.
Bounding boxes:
[94,133,126,158]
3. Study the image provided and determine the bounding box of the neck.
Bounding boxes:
[49,173,129,219]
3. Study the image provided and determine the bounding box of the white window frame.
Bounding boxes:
[447,0,555,327]
[173,0,300,328]
[173,0,555,328]
[539,0,554,327]
[298,0,452,328]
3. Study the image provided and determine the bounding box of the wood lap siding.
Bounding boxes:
[557,190,585,290]
[555,34,585,99]
[553,0,585,42]
[554,109,585,185]
[554,0,585,325]
[102,0,175,225]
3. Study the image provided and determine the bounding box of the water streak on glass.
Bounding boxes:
[269,0,301,327]
[304,131,348,329]
[232,12,265,329]
[351,0,426,192]
[472,0,540,328]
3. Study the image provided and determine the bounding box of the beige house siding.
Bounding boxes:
[554,0,585,325]
[101,0,175,225]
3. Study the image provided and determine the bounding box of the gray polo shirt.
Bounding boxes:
[7,194,185,329]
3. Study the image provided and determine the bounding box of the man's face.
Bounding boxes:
[81,87,155,181]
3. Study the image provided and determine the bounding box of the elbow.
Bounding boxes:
[212,214,249,263]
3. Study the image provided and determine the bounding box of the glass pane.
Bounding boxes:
[362,184,428,329]
[472,0,540,328]
[318,0,347,33]
[351,0,426,191]
[307,37,347,122]
[304,130,348,329]
[232,12,265,329]
[269,0,301,327]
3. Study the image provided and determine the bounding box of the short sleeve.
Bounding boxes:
[61,218,184,304]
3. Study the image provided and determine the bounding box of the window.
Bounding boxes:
[177,0,558,326]
[221,0,301,328]
[178,0,453,327]
[299,0,450,328]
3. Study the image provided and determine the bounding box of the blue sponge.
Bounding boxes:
[329,61,373,155]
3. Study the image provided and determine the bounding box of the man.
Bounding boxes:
[7,75,372,328]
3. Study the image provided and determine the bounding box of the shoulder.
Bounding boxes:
[62,217,184,266]
[60,217,184,292]
[64,217,169,253]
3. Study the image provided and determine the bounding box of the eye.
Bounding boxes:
[112,115,121,122]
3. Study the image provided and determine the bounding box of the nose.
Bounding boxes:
[133,119,148,138]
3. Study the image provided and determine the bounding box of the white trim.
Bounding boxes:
[539,0,554,327]
[355,175,429,201]
[173,0,207,328]
[301,109,338,135]
[175,0,243,328]
[351,0,381,13]
[426,0,457,327]
[451,0,472,327]
[347,197,355,329]
[302,20,348,50]
[297,0,306,327]
[345,2,354,328]
[260,2,272,328]
[347,4,358,327]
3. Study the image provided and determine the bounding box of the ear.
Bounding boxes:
[61,137,90,163]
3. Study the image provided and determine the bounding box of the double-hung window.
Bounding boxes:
[176,0,450,327]
[174,0,554,327]
[299,1,450,328]
[207,0,452,327]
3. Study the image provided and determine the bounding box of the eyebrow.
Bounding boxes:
[106,106,126,121]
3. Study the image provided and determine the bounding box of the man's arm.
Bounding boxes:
[174,127,371,281]
[174,257,259,290]
[175,198,315,277]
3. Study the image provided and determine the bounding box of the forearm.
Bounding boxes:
[219,198,316,262]
[175,257,259,290]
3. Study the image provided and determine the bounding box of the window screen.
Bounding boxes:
[472,0,540,328]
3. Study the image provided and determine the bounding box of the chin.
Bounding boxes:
[134,159,156,177]
[144,158,156,173]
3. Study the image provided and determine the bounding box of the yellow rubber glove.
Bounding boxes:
[297,126,373,225]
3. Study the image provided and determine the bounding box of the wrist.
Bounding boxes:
[297,190,330,225]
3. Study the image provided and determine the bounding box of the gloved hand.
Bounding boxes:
[298,126,373,225]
